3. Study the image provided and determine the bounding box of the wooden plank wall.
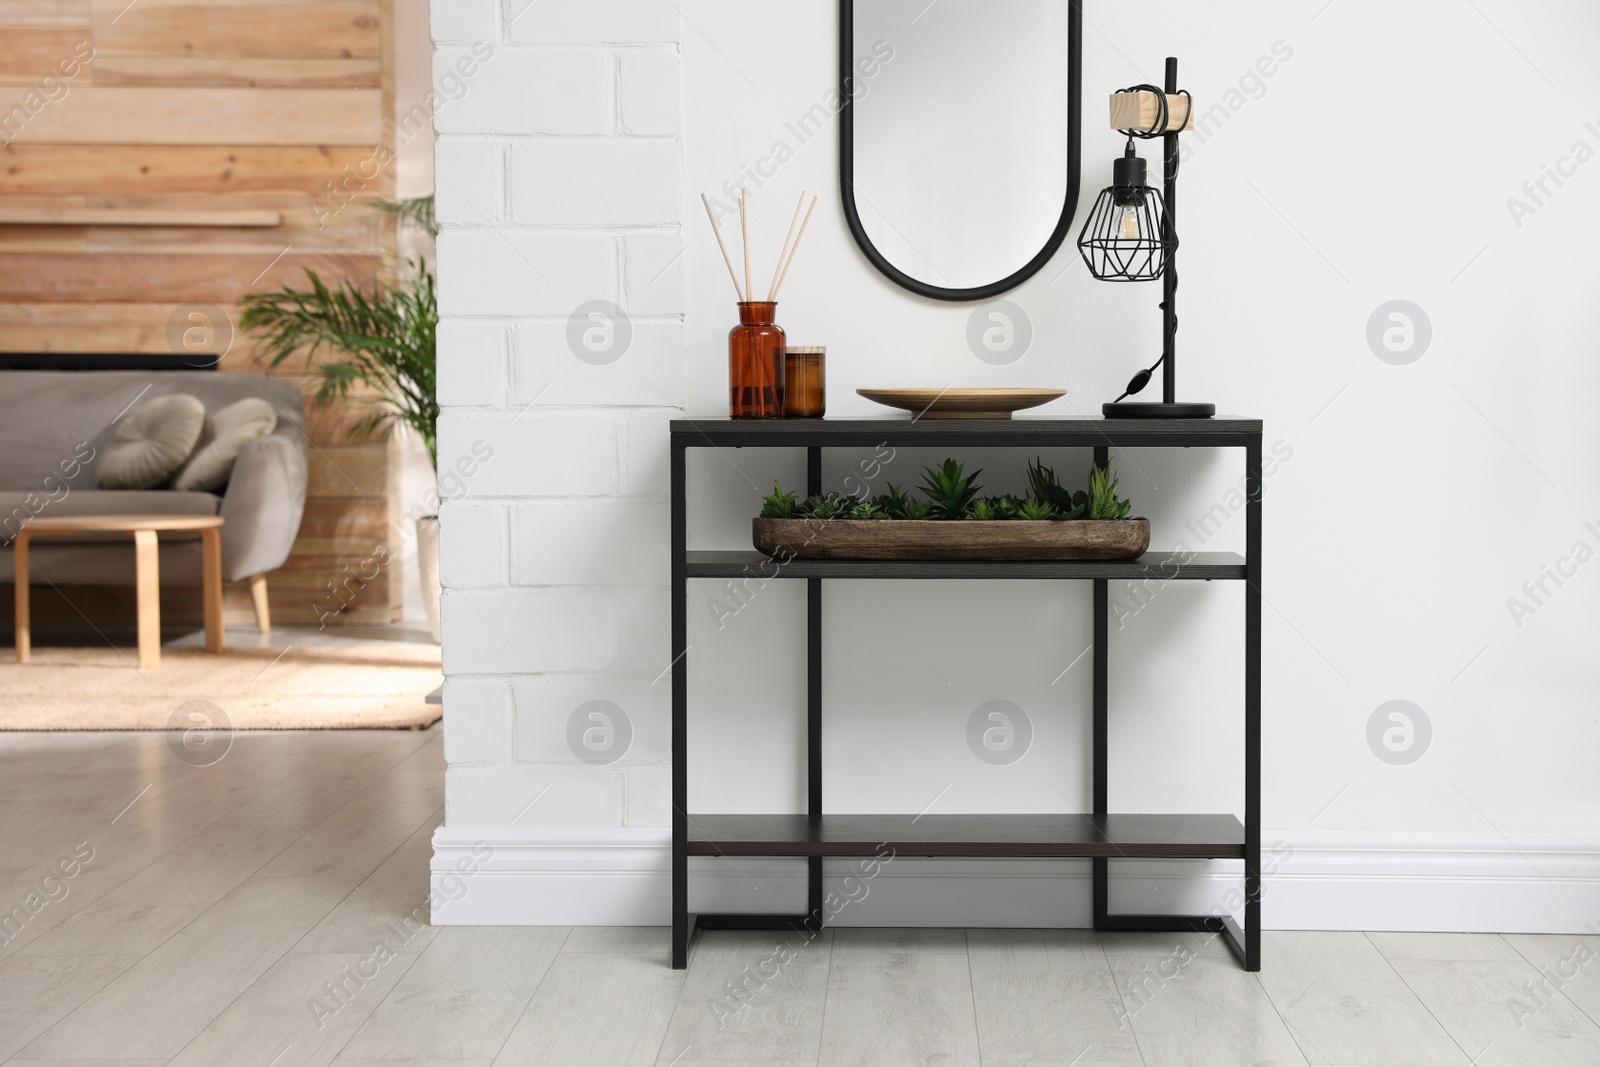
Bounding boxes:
[0,0,403,626]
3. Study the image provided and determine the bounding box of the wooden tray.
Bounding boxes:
[856,388,1065,419]
[753,518,1149,561]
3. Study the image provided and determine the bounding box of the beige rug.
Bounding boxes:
[0,644,442,730]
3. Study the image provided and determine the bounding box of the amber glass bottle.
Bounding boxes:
[729,302,784,418]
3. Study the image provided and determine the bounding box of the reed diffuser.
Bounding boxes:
[702,189,818,419]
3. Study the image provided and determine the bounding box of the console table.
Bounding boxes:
[669,417,1263,970]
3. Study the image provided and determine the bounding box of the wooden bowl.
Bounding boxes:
[857,388,1066,419]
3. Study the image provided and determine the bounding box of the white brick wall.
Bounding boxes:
[509,140,680,225]
[502,0,679,45]
[510,501,669,587]
[441,677,511,764]
[424,0,1600,935]
[433,141,502,226]
[437,232,614,315]
[435,320,505,407]
[431,0,682,859]
[433,48,610,136]
[509,321,685,407]
[621,233,687,316]
[429,0,497,44]
[441,586,615,675]
[619,50,680,136]
[511,676,668,766]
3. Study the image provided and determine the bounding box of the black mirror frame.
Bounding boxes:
[839,0,1083,302]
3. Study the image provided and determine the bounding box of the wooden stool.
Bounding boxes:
[14,514,225,669]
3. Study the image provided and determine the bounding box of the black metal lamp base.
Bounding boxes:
[1102,401,1216,419]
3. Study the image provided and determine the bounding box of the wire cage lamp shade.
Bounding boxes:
[1076,148,1174,281]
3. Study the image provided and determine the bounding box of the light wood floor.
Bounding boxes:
[2,728,1598,1066]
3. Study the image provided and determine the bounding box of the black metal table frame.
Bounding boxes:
[669,418,1262,970]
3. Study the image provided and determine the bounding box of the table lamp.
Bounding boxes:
[1077,57,1216,419]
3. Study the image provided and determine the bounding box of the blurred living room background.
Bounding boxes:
[0,0,443,729]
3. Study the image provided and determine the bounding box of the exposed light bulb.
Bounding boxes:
[1118,204,1141,240]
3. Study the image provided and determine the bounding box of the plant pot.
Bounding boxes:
[753,517,1150,561]
[417,514,441,642]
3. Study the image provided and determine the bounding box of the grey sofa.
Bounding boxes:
[0,370,308,632]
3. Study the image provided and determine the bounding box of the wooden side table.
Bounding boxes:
[14,514,225,669]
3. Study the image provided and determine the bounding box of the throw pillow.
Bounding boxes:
[96,393,207,490]
[171,397,280,492]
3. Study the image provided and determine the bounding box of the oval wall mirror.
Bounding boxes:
[840,0,1083,301]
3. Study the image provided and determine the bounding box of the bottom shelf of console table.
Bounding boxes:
[681,812,1253,963]
[686,812,1245,858]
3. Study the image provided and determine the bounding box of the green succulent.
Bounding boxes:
[974,494,1021,521]
[1016,498,1059,521]
[759,480,799,519]
[918,458,983,520]
[1026,457,1087,519]
[1025,456,1059,503]
[1086,463,1133,520]
[873,483,917,520]
[801,493,843,520]
[751,461,1136,526]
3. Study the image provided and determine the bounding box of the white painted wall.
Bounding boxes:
[431,0,1600,931]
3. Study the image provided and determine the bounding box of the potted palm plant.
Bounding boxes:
[240,196,441,638]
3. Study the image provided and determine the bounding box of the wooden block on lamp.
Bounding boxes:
[1110,91,1196,133]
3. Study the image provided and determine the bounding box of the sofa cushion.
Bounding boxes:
[0,370,306,492]
[96,394,207,490]
[0,489,220,546]
[172,397,278,492]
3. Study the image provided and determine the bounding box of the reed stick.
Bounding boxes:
[700,193,744,301]
[771,195,818,301]
[767,191,808,301]
[739,188,754,304]
[735,188,775,409]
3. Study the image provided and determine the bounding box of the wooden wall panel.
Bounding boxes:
[0,27,90,82]
[0,200,389,254]
[0,206,281,224]
[225,553,393,626]
[0,1,89,26]
[291,498,391,556]
[0,303,382,366]
[0,196,384,233]
[80,224,384,255]
[0,0,405,626]
[0,224,84,251]
[0,252,380,302]
[0,145,383,197]
[91,1,381,59]
[0,301,173,350]
[8,88,383,144]
[92,56,381,88]
[300,388,386,444]
[307,444,387,498]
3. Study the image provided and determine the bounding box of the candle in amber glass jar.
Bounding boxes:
[783,346,825,418]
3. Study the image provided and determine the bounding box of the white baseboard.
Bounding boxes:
[431,826,1600,933]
